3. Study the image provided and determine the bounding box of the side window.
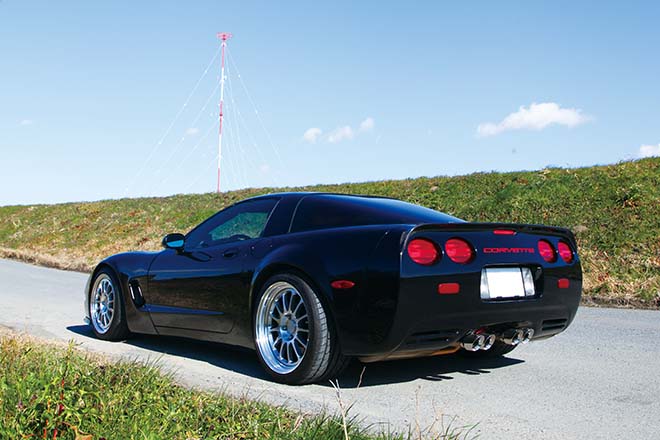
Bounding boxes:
[208,210,270,242]
[291,197,378,233]
[186,198,278,249]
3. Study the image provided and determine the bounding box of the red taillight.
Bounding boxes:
[557,278,570,289]
[538,240,557,263]
[557,241,574,263]
[407,238,439,265]
[445,238,474,264]
[493,229,516,235]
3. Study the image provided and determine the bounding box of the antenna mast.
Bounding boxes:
[216,32,232,193]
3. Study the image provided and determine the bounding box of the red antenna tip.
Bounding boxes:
[217,32,233,41]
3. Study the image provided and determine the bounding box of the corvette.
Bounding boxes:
[84,192,582,384]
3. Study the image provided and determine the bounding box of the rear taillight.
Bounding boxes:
[445,238,474,264]
[538,240,557,263]
[407,238,439,265]
[557,241,574,263]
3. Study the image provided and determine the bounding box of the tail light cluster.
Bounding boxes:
[538,239,574,263]
[407,236,575,265]
[407,237,474,265]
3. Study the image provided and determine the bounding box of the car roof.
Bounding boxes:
[244,191,395,202]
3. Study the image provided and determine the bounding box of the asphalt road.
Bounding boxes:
[1,258,659,439]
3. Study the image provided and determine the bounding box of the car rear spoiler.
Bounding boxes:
[409,222,578,247]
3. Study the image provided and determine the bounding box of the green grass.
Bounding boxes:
[0,333,473,440]
[0,158,659,307]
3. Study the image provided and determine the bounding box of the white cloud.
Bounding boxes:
[327,125,354,143]
[639,144,660,158]
[359,117,375,132]
[303,127,322,143]
[304,117,375,144]
[186,127,199,136]
[19,119,33,126]
[477,102,591,137]
[259,164,270,173]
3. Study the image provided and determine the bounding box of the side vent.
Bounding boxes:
[128,280,145,307]
[542,318,568,332]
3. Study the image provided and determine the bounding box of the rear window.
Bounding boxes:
[290,195,462,233]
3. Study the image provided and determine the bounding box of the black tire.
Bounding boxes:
[459,340,517,358]
[88,268,131,341]
[253,273,348,385]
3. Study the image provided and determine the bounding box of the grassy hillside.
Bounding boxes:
[1,158,658,308]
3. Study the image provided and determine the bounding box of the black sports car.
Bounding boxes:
[84,192,582,384]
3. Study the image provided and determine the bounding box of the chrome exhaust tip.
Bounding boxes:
[460,334,486,352]
[501,329,524,346]
[521,328,534,344]
[482,334,496,351]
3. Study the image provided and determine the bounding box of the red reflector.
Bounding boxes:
[493,229,516,235]
[557,241,574,263]
[407,238,439,265]
[438,283,460,295]
[538,240,557,263]
[445,238,474,264]
[331,280,355,289]
[557,278,570,289]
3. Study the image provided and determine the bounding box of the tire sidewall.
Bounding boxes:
[253,273,328,384]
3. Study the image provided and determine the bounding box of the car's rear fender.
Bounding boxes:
[249,226,395,352]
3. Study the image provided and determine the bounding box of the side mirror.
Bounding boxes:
[162,233,185,251]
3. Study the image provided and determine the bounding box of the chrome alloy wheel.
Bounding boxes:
[255,281,310,374]
[90,274,116,334]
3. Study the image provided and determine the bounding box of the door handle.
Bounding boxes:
[223,248,239,258]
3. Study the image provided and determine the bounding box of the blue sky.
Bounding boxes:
[1,1,659,205]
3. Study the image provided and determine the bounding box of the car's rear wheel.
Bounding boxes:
[89,268,131,341]
[254,274,347,384]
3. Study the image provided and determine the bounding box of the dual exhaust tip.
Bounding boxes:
[460,328,534,352]
[501,328,534,346]
[460,333,497,352]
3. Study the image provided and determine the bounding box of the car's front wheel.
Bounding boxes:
[253,274,348,384]
[89,268,131,341]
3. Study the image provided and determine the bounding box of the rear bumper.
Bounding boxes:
[341,265,581,359]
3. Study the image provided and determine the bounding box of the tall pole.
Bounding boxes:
[216,32,232,193]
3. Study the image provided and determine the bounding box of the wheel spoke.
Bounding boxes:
[287,342,294,363]
[293,297,304,316]
[274,301,283,316]
[292,340,302,360]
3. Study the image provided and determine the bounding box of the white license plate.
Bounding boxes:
[482,267,526,299]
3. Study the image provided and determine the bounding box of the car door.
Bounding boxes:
[146,198,279,334]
